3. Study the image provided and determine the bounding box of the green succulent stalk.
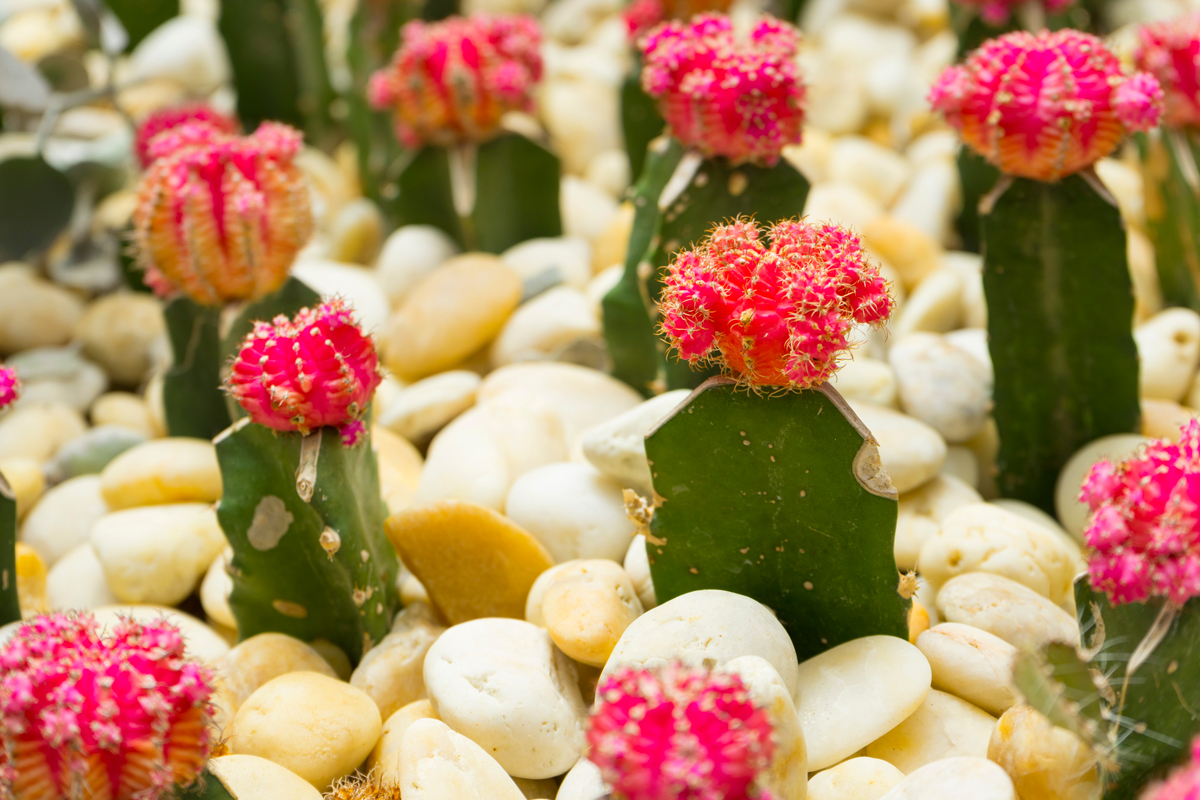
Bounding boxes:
[0,472,19,627]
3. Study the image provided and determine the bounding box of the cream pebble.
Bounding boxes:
[935,573,1078,650]
[1055,434,1150,542]
[808,758,905,800]
[988,705,1101,800]
[399,718,526,800]
[90,392,158,439]
[0,402,87,463]
[795,635,932,771]
[351,600,446,720]
[852,404,947,493]
[374,225,461,307]
[379,370,480,446]
[370,698,440,782]
[74,292,166,386]
[490,286,601,367]
[424,618,588,779]
[206,755,323,800]
[217,632,338,711]
[229,672,382,791]
[541,559,643,667]
[890,333,992,443]
[46,543,118,612]
[200,547,236,630]
[722,655,808,800]
[623,534,656,610]
[915,623,1018,717]
[580,389,691,495]
[501,237,593,290]
[1135,307,1200,402]
[99,437,222,509]
[890,268,963,339]
[877,757,1016,800]
[865,689,996,773]
[505,463,635,563]
[830,357,899,409]
[894,474,981,572]
[555,758,609,800]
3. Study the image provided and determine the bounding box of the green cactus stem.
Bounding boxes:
[214,419,400,664]
[104,0,180,49]
[643,376,907,661]
[981,171,1140,514]
[1138,130,1200,312]
[955,147,999,254]
[602,137,810,396]
[0,472,18,626]
[622,56,665,181]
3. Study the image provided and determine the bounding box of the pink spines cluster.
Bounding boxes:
[0,364,19,411]
[134,103,238,168]
[1136,13,1200,129]
[640,14,804,166]
[368,14,543,148]
[0,612,214,800]
[658,218,893,390]
[624,0,664,42]
[1080,419,1200,606]
[928,29,1163,182]
[1141,736,1200,800]
[227,298,382,438]
[950,0,1075,27]
[132,122,313,306]
[587,663,775,800]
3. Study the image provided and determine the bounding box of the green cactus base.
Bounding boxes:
[1138,130,1200,312]
[214,418,400,664]
[0,472,18,626]
[644,376,907,661]
[621,56,665,182]
[602,137,810,396]
[982,172,1140,514]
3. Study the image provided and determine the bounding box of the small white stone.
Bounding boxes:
[890,159,960,246]
[0,268,83,357]
[46,543,118,612]
[74,293,166,386]
[1135,308,1200,402]
[804,182,886,233]
[99,437,221,509]
[1054,434,1151,542]
[217,632,339,711]
[877,757,1016,800]
[502,237,593,290]
[852,404,947,493]
[91,604,230,663]
[506,463,635,563]
[943,252,987,331]
[326,198,384,265]
[585,148,631,198]
[935,573,1079,651]
[916,623,1018,717]
[490,286,601,367]
[795,635,932,771]
[0,402,87,463]
[206,755,323,800]
[6,346,109,412]
[541,559,644,667]
[398,718,527,800]
[894,474,982,572]
[424,618,588,779]
[603,589,801,699]
[941,445,980,490]
[828,136,911,206]
[351,601,446,721]
[802,57,869,134]
[19,474,108,567]
[380,370,480,446]
[943,327,991,377]
[906,131,959,169]
[1095,157,1145,228]
[865,689,996,773]
[623,534,657,610]
[91,392,157,438]
[808,757,905,800]
[128,16,229,93]
[830,358,898,408]
[291,260,391,334]
[890,268,963,339]
[555,758,609,800]
[525,562,580,628]
[722,656,808,800]
[374,225,460,308]
[890,332,992,443]
[783,128,835,184]
[581,389,690,495]
[542,76,619,171]
[200,547,236,630]
[561,174,621,244]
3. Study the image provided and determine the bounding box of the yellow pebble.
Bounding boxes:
[374,426,423,515]
[908,598,931,644]
[1141,398,1200,441]
[0,458,45,519]
[988,705,1101,800]
[91,391,158,438]
[541,560,643,668]
[15,543,47,618]
[99,437,222,509]
[369,699,440,782]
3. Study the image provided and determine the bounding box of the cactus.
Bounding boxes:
[0,613,215,800]
[620,1,667,180]
[134,103,238,168]
[587,663,776,800]
[930,30,1161,513]
[216,300,399,663]
[0,156,74,263]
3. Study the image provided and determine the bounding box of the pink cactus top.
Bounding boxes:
[0,613,214,800]
[132,122,313,306]
[949,0,1075,26]
[227,298,382,437]
[929,29,1163,182]
[1136,13,1200,129]
[624,0,665,43]
[0,365,18,411]
[640,14,805,166]
[368,14,543,148]
[1142,736,1200,800]
[1081,419,1200,606]
[659,218,892,390]
[134,103,238,168]
[587,663,776,800]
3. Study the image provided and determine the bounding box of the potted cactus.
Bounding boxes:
[603,13,811,396]
[635,216,908,659]
[215,298,400,664]
[367,14,561,253]
[132,117,319,440]
[929,30,1163,512]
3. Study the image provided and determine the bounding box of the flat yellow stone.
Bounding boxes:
[385,500,554,625]
[381,254,521,381]
[100,437,222,509]
[0,458,44,519]
[374,426,423,515]
[15,543,47,618]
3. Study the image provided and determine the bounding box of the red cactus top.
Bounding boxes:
[640,14,805,166]
[587,663,776,800]
[0,365,18,411]
[1136,13,1200,129]
[368,14,543,148]
[134,103,238,168]
[227,298,382,437]
[1142,736,1200,800]
[929,29,1163,182]
[659,218,893,390]
[948,0,1075,26]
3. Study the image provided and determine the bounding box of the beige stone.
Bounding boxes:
[217,632,338,711]
[808,758,905,800]
[580,389,691,496]
[591,202,634,273]
[541,559,643,667]
[91,605,229,664]
[505,462,635,563]
[200,547,236,630]
[45,543,118,612]
[351,601,446,720]
[15,543,47,618]
[877,757,1015,800]
[1135,307,1200,402]
[852,403,947,493]
[0,269,84,356]
[90,392,158,438]
[397,718,526,800]
[74,293,166,386]
[370,699,440,782]
[206,754,323,800]
[0,402,87,463]
[1055,434,1150,542]
[1,458,43,520]
[379,370,480,446]
[375,425,424,515]
[987,705,1101,800]
[894,474,981,571]
[1142,398,1200,442]
[100,438,221,509]
[722,655,808,800]
[624,533,656,610]
[935,573,1078,650]
[863,215,940,289]
[865,689,996,773]
[19,474,108,567]
[915,623,1018,716]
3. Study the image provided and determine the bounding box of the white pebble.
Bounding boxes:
[890,333,992,443]
[1135,308,1200,402]
[374,225,460,308]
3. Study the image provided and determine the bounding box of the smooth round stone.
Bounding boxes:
[2,458,44,520]
[829,136,911,206]
[218,633,339,710]
[45,543,118,611]
[14,542,47,616]
[852,404,947,493]
[561,173,621,242]
[230,672,383,790]
[580,389,690,495]
[375,425,424,515]
[90,392,158,438]
[0,402,87,463]
[988,705,1101,800]
[795,635,931,771]
[1055,434,1151,542]
[99,437,222,509]
[207,754,323,800]
[91,604,229,663]
[382,254,522,381]
[935,573,1078,651]
[917,503,1080,608]
[6,346,108,412]
[890,268,963,339]
[585,148,631,199]
[290,261,391,335]
[862,216,940,290]
[1142,398,1200,441]
[602,589,800,699]
[1135,307,1200,402]
[128,15,228,91]
[889,333,991,443]
[424,618,588,779]
[894,475,981,571]
[541,559,643,667]
[865,689,996,773]
[525,562,577,628]
[723,656,808,799]
[398,718,526,800]
[386,500,555,625]
[380,370,480,446]
[623,534,656,610]
[915,623,1018,717]
[90,503,226,605]
[506,463,634,563]
[489,286,601,367]
[326,198,384,265]
[809,758,905,800]
[877,757,1015,800]
[375,225,461,307]
[590,202,634,274]
[804,182,885,233]
[75,293,166,386]
[44,425,147,484]
[830,357,898,409]
[0,269,84,356]
[556,758,608,800]
[201,547,236,629]
[501,237,592,290]
[351,601,446,720]
[371,699,440,781]
[19,474,108,567]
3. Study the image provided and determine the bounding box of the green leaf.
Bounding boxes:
[1138,130,1200,312]
[645,377,907,661]
[0,473,19,627]
[103,0,179,50]
[621,56,664,181]
[162,297,232,440]
[982,173,1140,513]
[0,156,74,262]
[473,132,562,254]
